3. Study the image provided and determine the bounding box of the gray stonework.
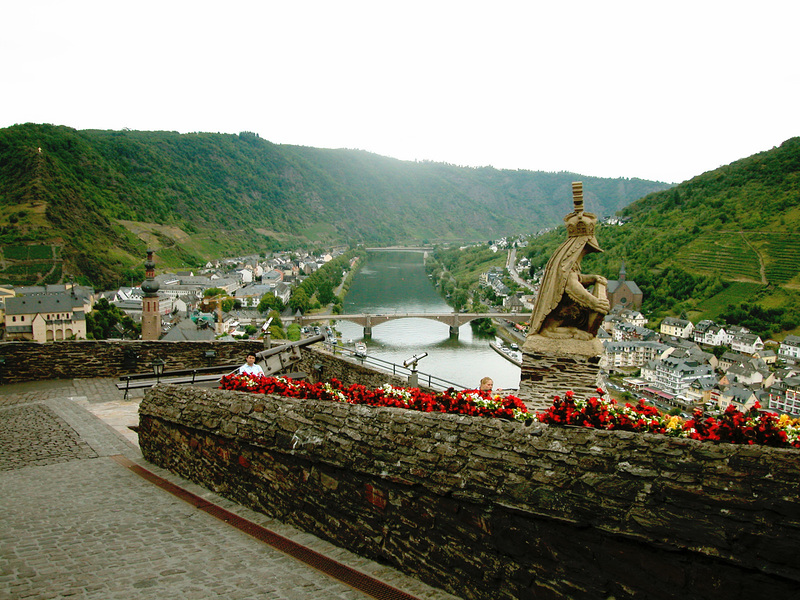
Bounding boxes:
[517,349,603,411]
[0,339,427,392]
[0,382,459,600]
[0,339,267,384]
[139,384,800,600]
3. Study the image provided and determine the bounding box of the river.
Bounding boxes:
[331,251,522,391]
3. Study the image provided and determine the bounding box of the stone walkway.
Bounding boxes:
[0,379,460,600]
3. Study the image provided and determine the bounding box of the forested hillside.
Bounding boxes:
[0,123,668,289]
[523,137,800,337]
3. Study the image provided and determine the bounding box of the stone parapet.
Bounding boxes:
[138,384,800,600]
[0,340,266,383]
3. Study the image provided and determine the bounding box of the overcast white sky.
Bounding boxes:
[2,1,798,184]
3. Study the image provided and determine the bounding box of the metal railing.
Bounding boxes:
[325,343,466,391]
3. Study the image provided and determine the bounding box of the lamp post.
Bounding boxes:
[151,358,166,382]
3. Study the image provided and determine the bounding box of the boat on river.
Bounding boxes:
[354,342,367,358]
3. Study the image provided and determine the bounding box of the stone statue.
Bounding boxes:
[525,182,609,344]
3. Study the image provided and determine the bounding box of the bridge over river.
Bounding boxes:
[285,312,529,338]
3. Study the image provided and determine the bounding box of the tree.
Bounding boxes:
[317,281,335,306]
[286,323,302,341]
[289,288,309,314]
[85,298,141,340]
[452,289,468,311]
[266,309,283,330]
[257,294,284,314]
[470,317,496,337]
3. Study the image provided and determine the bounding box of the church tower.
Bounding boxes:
[141,249,161,341]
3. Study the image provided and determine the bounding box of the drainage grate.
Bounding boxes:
[110,455,422,600]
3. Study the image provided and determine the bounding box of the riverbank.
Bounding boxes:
[490,341,522,367]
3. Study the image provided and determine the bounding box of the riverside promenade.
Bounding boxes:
[0,378,460,600]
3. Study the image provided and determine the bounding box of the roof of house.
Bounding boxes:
[781,334,800,347]
[160,318,217,341]
[607,279,643,295]
[662,317,692,328]
[6,294,86,316]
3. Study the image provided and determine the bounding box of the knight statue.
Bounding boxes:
[524,182,609,347]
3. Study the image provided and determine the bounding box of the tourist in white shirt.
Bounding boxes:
[238,353,265,376]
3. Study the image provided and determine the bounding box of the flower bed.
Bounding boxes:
[219,373,530,421]
[536,390,800,448]
[219,374,800,449]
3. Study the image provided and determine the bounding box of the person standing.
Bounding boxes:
[238,353,264,376]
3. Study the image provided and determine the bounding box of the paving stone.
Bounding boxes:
[0,379,461,600]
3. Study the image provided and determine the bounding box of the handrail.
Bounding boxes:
[327,343,466,391]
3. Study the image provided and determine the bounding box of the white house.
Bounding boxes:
[237,268,254,284]
[693,320,728,347]
[768,375,800,416]
[730,333,764,355]
[778,335,800,363]
[617,308,648,327]
[651,355,714,396]
[660,317,694,339]
[601,340,669,371]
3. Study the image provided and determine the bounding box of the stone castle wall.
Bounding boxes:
[0,339,421,390]
[139,384,800,600]
[0,340,267,383]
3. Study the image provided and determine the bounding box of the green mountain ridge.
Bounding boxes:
[522,136,800,337]
[0,123,668,289]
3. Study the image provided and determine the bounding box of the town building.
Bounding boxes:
[4,290,89,341]
[730,332,764,355]
[605,262,643,310]
[660,317,694,339]
[778,335,800,364]
[600,340,668,371]
[768,375,800,416]
[651,355,714,397]
[716,385,759,412]
[693,320,728,347]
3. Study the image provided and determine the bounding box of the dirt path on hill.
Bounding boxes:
[741,233,767,284]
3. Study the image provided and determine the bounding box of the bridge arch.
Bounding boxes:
[288,312,529,339]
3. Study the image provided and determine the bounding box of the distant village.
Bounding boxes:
[0,247,347,344]
[491,243,800,421]
[2,240,800,420]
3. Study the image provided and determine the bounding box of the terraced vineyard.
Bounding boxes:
[747,233,800,285]
[0,244,63,286]
[675,232,762,282]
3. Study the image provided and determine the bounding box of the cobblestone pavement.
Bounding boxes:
[0,379,460,600]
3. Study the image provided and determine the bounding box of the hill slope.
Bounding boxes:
[523,136,800,337]
[0,124,669,288]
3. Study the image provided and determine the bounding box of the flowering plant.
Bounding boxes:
[532,389,800,449]
[219,375,800,448]
[219,373,530,421]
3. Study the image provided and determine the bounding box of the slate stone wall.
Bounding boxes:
[138,384,800,600]
[0,339,417,388]
[0,340,266,383]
